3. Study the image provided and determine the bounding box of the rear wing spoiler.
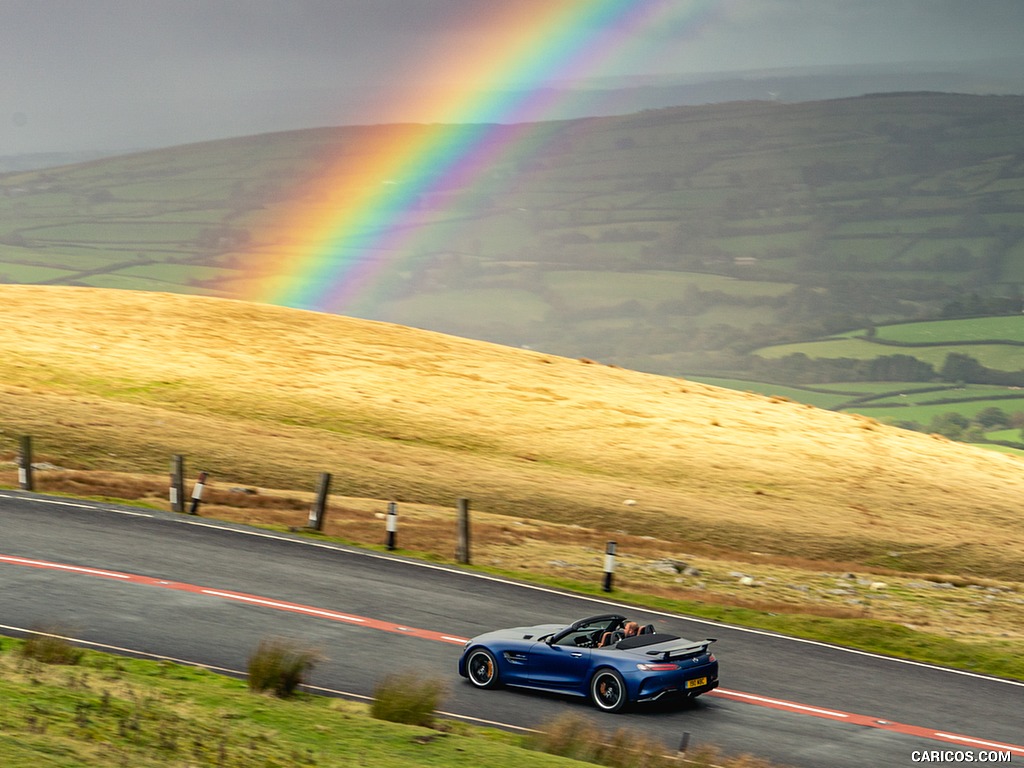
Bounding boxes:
[645,638,716,662]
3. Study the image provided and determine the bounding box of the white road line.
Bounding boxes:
[200,589,366,623]
[935,733,1024,756]
[718,690,850,718]
[3,495,100,510]
[0,554,131,579]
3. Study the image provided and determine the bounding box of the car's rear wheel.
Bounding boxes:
[466,648,500,689]
[590,668,628,712]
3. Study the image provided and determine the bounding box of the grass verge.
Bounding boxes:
[0,637,584,768]
[0,637,785,768]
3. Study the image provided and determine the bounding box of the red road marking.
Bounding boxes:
[0,554,464,645]
[2,553,1022,756]
[709,689,1024,755]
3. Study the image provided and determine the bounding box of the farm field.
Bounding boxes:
[748,314,1024,429]
[872,316,1024,342]
[756,338,1024,370]
[692,376,1024,431]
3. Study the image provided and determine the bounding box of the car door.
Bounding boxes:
[527,640,592,691]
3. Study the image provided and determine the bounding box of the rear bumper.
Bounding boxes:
[635,663,719,702]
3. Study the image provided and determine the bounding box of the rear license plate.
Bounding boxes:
[685,677,707,689]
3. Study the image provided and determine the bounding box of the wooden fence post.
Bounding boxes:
[307,472,331,531]
[678,732,691,755]
[456,498,471,564]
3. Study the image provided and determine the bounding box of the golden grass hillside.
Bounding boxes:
[1,284,1023,585]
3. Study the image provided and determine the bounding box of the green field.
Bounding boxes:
[873,316,1024,343]
[757,337,1024,371]
[697,379,1024,452]
[854,399,1024,425]
[748,313,1024,437]
[542,270,792,309]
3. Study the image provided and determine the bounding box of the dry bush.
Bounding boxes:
[20,627,84,666]
[246,637,321,697]
[531,713,792,768]
[598,726,675,768]
[370,670,447,727]
[715,753,792,768]
[529,711,602,763]
[530,712,676,767]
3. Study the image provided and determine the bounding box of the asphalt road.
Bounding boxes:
[1,491,1021,767]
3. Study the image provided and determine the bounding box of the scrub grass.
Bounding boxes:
[0,285,1022,675]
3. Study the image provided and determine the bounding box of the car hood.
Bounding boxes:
[469,623,566,644]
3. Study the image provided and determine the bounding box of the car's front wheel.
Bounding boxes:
[466,648,500,689]
[590,668,628,712]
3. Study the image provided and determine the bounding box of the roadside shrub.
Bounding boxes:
[20,628,83,665]
[600,726,675,768]
[246,638,321,697]
[532,716,787,768]
[529,712,601,762]
[530,712,677,768]
[370,671,446,727]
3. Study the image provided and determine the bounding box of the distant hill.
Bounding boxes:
[2,91,1024,395]
[500,58,1024,120]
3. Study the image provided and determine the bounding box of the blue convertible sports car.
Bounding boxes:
[457,614,718,712]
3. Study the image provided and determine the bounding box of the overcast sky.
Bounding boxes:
[3,0,1024,154]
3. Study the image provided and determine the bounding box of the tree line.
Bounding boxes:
[750,351,1024,387]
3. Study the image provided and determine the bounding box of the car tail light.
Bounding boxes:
[636,662,679,671]
[708,653,716,662]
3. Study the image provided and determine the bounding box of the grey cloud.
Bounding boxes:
[3,0,1023,154]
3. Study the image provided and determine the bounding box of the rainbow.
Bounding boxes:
[244,0,718,315]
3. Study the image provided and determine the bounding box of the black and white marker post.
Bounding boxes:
[602,540,617,592]
[17,435,33,492]
[385,501,398,550]
[169,455,185,513]
[188,471,208,515]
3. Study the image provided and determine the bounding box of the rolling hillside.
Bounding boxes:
[1,285,1023,586]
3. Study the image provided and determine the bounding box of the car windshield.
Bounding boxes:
[552,616,622,647]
